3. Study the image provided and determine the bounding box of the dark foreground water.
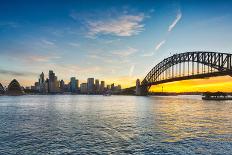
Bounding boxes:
[0,95,232,154]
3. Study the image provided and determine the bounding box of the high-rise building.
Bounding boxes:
[87,78,94,94]
[70,77,77,93]
[39,72,47,93]
[106,85,110,90]
[100,81,105,92]
[111,83,114,91]
[95,79,99,93]
[39,72,45,84]
[48,70,59,93]
[60,80,65,92]
[80,83,87,94]
[76,79,79,90]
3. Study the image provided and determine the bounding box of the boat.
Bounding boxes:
[202,92,232,100]
[103,90,111,96]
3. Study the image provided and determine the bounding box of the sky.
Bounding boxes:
[1,0,232,90]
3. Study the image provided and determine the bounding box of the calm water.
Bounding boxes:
[0,95,232,154]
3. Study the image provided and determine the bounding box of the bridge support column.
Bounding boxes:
[139,85,149,96]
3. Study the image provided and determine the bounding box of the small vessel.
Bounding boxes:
[103,91,111,96]
[202,92,232,100]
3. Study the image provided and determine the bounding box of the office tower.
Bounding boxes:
[34,82,39,91]
[107,85,110,90]
[60,80,65,92]
[39,72,47,93]
[95,79,99,93]
[48,70,59,93]
[76,79,79,90]
[87,78,94,94]
[117,85,121,91]
[39,72,45,84]
[70,77,77,93]
[111,83,114,91]
[80,83,87,94]
[100,81,105,92]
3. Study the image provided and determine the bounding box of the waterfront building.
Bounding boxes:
[117,85,121,91]
[38,72,47,93]
[64,83,70,92]
[34,82,39,91]
[100,81,105,92]
[39,72,45,84]
[76,79,79,90]
[80,83,87,94]
[7,79,24,96]
[48,70,60,93]
[0,83,4,94]
[60,80,65,92]
[136,79,141,95]
[87,78,94,94]
[70,77,77,93]
[111,83,115,91]
[95,79,100,93]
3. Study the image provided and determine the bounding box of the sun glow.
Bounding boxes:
[150,76,232,93]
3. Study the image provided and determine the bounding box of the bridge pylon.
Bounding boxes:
[140,85,149,96]
[136,79,149,96]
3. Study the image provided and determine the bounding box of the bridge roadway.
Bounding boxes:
[122,51,232,95]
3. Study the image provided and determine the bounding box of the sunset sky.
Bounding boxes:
[1,0,232,91]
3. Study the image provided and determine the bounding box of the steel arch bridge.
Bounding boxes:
[136,51,232,95]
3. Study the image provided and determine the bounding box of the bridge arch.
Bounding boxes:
[140,51,232,95]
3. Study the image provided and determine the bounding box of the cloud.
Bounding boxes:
[155,40,166,51]
[0,22,20,28]
[25,55,61,63]
[168,10,182,32]
[142,52,154,57]
[129,64,135,77]
[70,10,145,37]
[111,47,138,57]
[0,69,37,77]
[68,42,80,47]
[41,39,55,46]
[87,14,144,37]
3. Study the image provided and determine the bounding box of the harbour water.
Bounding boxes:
[0,95,232,154]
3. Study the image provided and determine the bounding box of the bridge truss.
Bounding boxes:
[140,51,232,95]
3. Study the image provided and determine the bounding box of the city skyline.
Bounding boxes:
[1,0,232,91]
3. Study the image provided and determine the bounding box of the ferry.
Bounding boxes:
[202,92,232,100]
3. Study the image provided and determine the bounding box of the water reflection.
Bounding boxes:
[0,95,232,154]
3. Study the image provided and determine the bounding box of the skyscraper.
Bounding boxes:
[95,79,99,93]
[39,72,46,93]
[70,77,77,93]
[100,81,105,93]
[87,78,94,94]
[48,70,59,93]
[60,80,65,92]
[80,83,87,94]
[111,83,114,91]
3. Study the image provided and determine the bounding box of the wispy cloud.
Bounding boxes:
[111,47,138,57]
[41,39,55,46]
[141,52,154,57]
[87,14,145,37]
[168,10,182,32]
[0,69,37,77]
[0,21,20,28]
[68,42,80,47]
[70,10,145,37]
[155,40,166,51]
[25,55,60,63]
[129,64,135,77]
